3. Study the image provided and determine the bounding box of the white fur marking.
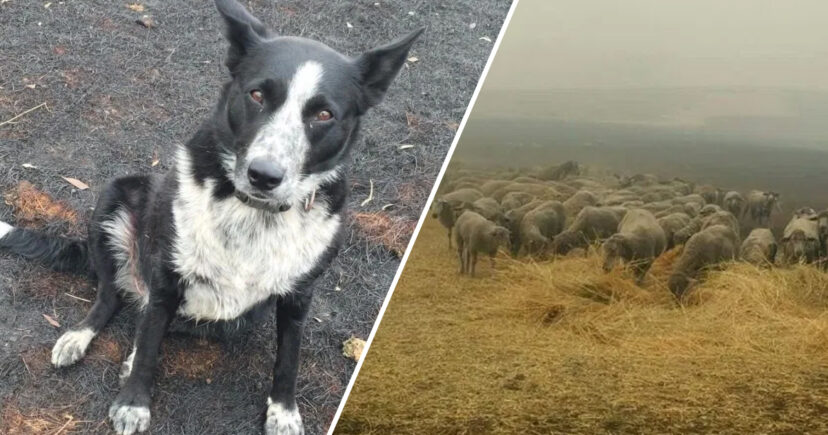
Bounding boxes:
[0,221,12,238]
[120,346,136,382]
[108,403,150,435]
[265,398,304,435]
[241,61,327,205]
[172,149,341,321]
[100,208,149,307]
[51,327,95,367]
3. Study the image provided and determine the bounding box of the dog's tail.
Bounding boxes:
[0,221,90,274]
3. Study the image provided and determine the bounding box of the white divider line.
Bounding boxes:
[326,1,523,432]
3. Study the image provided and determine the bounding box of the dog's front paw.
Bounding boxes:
[51,328,95,367]
[265,398,304,435]
[108,393,151,435]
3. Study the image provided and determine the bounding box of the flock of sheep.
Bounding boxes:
[432,161,828,299]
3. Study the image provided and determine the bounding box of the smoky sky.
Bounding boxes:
[485,0,828,90]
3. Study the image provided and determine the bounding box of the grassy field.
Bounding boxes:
[335,219,828,434]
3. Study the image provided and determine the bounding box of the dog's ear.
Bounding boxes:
[215,0,269,73]
[355,27,425,109]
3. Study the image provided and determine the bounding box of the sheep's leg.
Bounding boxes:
[457,242,465,274]
[448,228,452,250]
[470,251,478,277]
[489,254,495,269]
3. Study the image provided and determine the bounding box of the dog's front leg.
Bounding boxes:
[109,293,179,435]
[265,291,313,435]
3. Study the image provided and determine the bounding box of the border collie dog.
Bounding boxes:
[0,1,421,434]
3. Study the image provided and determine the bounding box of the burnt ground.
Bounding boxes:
[0,1,511,433]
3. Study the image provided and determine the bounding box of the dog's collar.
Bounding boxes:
[234,189,317,213]
[234,191,290,213]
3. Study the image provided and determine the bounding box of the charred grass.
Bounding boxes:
[336,220,828,434]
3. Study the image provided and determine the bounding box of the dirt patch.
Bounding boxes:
[88,333,123,364]
[351,212,416,257]
[19,347,52,377]
[18,271,91,301]
[163,339,223,380]
[3,181,79,230]
[1,401,80,435]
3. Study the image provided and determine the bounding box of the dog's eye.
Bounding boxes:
[250,90,264,105]
[315,110,333,121]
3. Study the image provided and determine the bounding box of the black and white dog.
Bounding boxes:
[0,1,421,434]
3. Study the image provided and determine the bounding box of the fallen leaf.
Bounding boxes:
[127,3,144,12]
[313,317,322,323]
[21,163,38,169]
[407,56,419,63]
[62,177,89,190]
[342,337,366,361]
[43,313,61,328]
[334,285,342,292]
[346,22,353,29]
[398,144,415,150]
[469,22,477,29]
[151,151,160,167]
[480,36,492,43]
[445,121,460,131]
[44,2,51,8]
[25,84,36,89]
[136,15,154,28]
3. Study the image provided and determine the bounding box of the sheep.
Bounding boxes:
[672,193,706,207]
[517,201,567,256]
[491,183,559,202]
[465,197,506,226]
[479,179,513,196]
[817,210,828,268]
[619,173,659,188]
[673,208,739,247]
[740,228,777,266]
[500,191,535,211]
[723,191,745,217]
[431,199,460,249]
[601,209,667,284]
[669,224,740,299]
[781,215,820,265]
[453,211,511,277]
[551,206,626,255]
[701,210,740,237]
[563,190,600,219]
[744,190,780,225]
[696,184,723,205]
[441,188,484,206]
[537,160,580,181]
[657,212,692,250]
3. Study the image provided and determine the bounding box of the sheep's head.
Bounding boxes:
[783,229,819,263]
[668,273,696,300]
[699,204,720,217]
[550,231,581,255]
[601,234,629,272]
[490,226,511,251]
[431,200,446,219]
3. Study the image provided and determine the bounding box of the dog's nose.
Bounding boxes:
[247,158,285,191]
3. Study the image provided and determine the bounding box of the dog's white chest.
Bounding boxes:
[171,180,340,321]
